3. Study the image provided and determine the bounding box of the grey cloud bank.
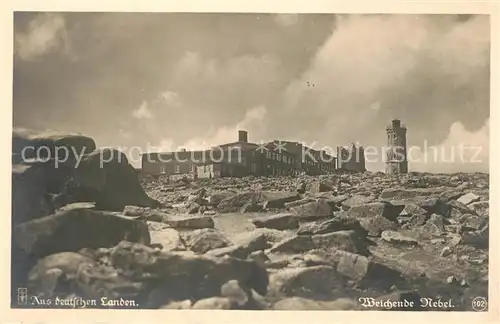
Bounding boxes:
[13,13,490,172]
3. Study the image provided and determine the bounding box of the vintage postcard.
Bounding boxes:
[1,0,499,323]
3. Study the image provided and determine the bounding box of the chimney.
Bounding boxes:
[238,130,248,143]
[180,148,186,152]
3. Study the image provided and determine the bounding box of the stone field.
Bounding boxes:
[11,129,489,310]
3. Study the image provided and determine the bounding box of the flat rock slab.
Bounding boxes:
[252,213,299,230]
[341,195,376,210]
[297,217,367,236]
[206,232,270,259]
[164,215,215,229]
[289,200,333,220]
[381,230,419,246]
[218,191,299,211]
[347,202,404,221]
[380,187,448,200]
[456,193,481,205]
[58,202,96,212]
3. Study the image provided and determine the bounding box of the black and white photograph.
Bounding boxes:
[7,7,494,316]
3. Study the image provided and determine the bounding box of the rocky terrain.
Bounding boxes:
[11,129,489,310]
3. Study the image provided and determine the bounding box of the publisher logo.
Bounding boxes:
[17,288,28,306]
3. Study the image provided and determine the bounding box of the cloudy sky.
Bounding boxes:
[13,13,490,172]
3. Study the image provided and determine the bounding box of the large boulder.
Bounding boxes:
[54,148,159,211]
[13,208,151,257]
[12,128,96,164]
[12,164,54,225]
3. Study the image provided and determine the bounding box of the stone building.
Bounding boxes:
[141,130,336,178]
[336,143,366,172]
[266,141,336,176]
[385,119,408,174]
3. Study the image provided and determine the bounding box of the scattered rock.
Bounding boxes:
[240,202,263,213]
[218,191,299,212]
[440,246,452,257]
[206,232,270,259]
[252,213,299,230]
[381,230,418,246]
[289,200,333,220]
[308,180,334,193]
[358,215,399,237]
[422,214,446,235]
[347,202,404,221]
[312,230,370,255]
[268,235,314,254]
[341,195,375,210]
[456,193,480,205]
[336,250,401,286]
[379,187,447,200]
[184,229,231,254]
[150,228,186,251]
[163,215,215,229]
[297,217,367,236]
[468,201,489,217]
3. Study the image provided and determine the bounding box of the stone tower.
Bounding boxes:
[385,119,408,174]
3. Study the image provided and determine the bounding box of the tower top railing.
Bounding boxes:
[386,119,406,130]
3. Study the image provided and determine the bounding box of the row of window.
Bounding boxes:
[160,164,196,174]
[267,165,295,176]
[264,151,295,165]
[159,159,335,175]
[304,159,335,171]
